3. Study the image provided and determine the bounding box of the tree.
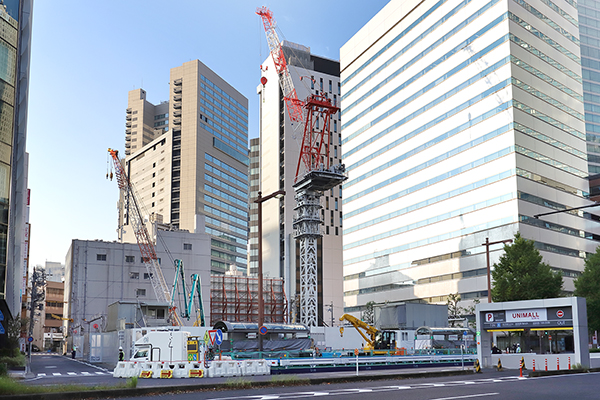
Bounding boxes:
[574,246,600,333]
[447,293,462,327]
[491,232,562,302]
[361,301,375,325]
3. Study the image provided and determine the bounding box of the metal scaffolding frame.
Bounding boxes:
[210,275,287,326]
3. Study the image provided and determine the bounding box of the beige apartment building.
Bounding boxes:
[257,42,344,326]
[121,60,249,275]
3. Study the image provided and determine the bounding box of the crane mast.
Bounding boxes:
[257,7,347,327]
[108,148,181,325]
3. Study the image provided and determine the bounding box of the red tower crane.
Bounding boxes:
[257,7,347,327]
[256,6,339,181]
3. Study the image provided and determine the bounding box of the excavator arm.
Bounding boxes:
[339,313,379,349]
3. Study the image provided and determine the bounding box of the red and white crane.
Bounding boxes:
[108,148,183,326]
[257,7,347,327]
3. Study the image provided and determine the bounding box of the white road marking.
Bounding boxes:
[67,372,76,375]
[52,372,61,376]
[44,366,57,369]
[430,393,499,400]
[37,373,46,377]
[81,371,91,375]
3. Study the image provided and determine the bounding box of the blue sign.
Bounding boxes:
[215,329,223,346]
[0,310,4,321]
[259,326,268,335]
[0,324,4,334]
[28,336,33,342]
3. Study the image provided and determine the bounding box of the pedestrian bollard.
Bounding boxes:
[557,358,559,371]
[545,358,548,371]
[520,356,526,370]
[474,359,481,373]
[568,357,571,370]
[497,358,502,371]
[533,359,536,372]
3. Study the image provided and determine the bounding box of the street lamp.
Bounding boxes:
[254,189,285,354]
[482,237,513,303]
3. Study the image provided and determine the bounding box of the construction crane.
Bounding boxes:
[257,7,347,326]
[339,314,397,352]
[171,259,205,327]
[107,148,182,326]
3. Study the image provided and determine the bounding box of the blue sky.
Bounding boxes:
[26,0,389,267]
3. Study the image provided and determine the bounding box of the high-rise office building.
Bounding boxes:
[1,0,33,322]
[122,60,249,275]
[580,1,600,174]
[248,137,260,276]
[258,41,344,325]
[340,0,599,315]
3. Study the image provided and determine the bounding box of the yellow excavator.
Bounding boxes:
[339,314,397,352]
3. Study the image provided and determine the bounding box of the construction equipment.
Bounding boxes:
[339,314,397,352]
[50,314,73,322]
[257,7,347,327]
[107,148,182,326]
[171,259,205,327]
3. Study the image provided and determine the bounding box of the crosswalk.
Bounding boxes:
[37,371,111,378]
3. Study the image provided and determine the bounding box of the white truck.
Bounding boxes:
[132,330,200,362]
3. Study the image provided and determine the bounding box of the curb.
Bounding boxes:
[528,367,600,378]
[1,369,475,400]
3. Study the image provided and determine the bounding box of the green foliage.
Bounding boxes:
[361,301,375,325]
[0,376,136,395]
[126,376,137,388]
[491,232,563,302]
[574,246,600,333]
[0,352,25,368]
[447,293,462,327]
[447,294,479,328]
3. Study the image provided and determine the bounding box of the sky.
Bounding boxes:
[26,0,390,268]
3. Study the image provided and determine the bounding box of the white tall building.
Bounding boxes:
[258,41,344,325]
[340,0,599,315]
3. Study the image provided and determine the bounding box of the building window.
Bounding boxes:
[335,198,338,211]
[334,120,337,133]
[97,254,107,261]
[311,76,314,90]
[136,289,146,297]
[320,78,323,91]
[338,82,340,95]
[335,227,339,236]
[157,309,165,319]
[125,256,135,263]
[329,80,332,92]
[130,272,139,279]
[184,243,192,250]
[144,273,153,280]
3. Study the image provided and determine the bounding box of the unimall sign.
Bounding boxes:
[506,308,547,322]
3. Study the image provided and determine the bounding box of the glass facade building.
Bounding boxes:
[1,0,32,319]
[340,0,600,314]
[122,60,249,275]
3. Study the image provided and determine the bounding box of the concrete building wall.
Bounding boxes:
[64,228,211,339]
[340,0,599,314]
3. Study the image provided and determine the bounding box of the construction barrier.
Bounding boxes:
[208,360,242,378]
[241,360,270,376]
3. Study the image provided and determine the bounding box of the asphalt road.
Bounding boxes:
[26,353,113,386]
[95,372,600,400]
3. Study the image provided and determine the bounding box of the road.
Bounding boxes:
[26,353,112,386]
[95,372,600,400]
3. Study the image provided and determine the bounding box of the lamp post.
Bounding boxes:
[482,237,513,303]
[254,189,285,354]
